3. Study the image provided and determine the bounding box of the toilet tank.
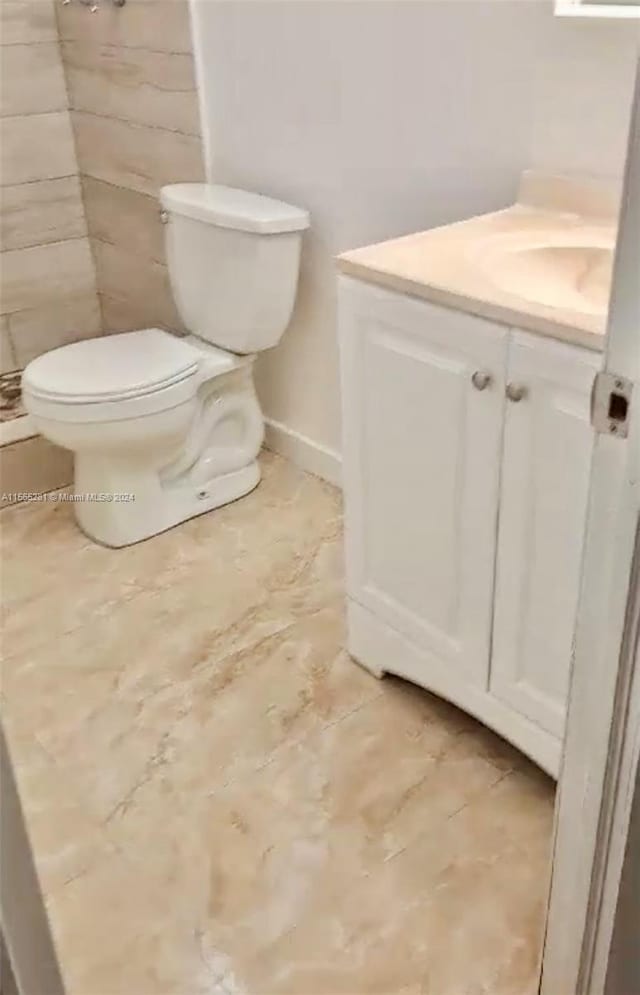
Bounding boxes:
[160,184,309,354]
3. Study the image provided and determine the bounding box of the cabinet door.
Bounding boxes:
[490,330,601,738]
[339,278,508,687]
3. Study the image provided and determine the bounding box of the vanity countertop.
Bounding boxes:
[337,196,617,353]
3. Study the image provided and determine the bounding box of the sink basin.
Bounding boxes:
[478,233,615,317]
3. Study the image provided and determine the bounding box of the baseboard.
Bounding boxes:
[263,418,342,488]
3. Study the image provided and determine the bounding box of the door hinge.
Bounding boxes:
[591,371,633,439]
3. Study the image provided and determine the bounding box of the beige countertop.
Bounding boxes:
[338,191,618,352]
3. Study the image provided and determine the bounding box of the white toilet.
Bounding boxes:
[22,184,310,547]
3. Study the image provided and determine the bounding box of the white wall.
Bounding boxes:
[191,0,637,476]
[529,18,639,181]
[192,0,548,471]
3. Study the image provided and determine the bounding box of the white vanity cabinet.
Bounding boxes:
[339,277,600,776]
[490,331,601,740]
[339,278,508,686]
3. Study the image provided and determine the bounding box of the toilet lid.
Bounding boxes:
[23,329,201,404]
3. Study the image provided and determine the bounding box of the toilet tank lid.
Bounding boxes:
[160,184,310,235]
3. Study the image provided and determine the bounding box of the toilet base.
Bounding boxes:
[74,458,261,548]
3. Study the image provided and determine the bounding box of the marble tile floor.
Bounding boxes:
[0,451,555,995]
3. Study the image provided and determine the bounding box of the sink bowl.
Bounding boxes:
[478,233,615,317]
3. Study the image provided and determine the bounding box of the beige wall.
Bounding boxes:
[56,0,205,335]
[192,0,549,466]
[529,18,639,183]
[0,0,100,372]
[192,3,638,473]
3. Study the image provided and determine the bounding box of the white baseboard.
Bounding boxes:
[263,418,342,488]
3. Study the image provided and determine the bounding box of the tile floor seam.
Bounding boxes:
[381,766,517,868]
[206,682,385,799]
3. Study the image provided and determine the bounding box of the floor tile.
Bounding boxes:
[0,451,555,995]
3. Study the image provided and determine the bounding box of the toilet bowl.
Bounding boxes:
[22,185,310,547]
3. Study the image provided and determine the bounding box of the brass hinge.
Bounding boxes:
[591,371,633,439]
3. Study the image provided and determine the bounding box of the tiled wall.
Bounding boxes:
[0,0,205,502]
[0,0,100,373]
[56,0,206,334]
[0,436,73,507]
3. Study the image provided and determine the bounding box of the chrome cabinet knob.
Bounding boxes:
[506,382,528,403]
[471,370,492,391]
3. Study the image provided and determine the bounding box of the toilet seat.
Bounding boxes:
[24,328,200,402]
[22,329,236,424]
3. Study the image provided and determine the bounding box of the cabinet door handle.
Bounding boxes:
[506,382,528,402]
[471,370,493,391]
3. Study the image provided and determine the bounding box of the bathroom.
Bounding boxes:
[1,0,639,992]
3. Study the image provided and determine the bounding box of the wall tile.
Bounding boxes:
[0,112,77,185]
[62,43,200,135]
[100,294,161,336]
[93,240,183,332]
[0,43,67,117]
[72,111,204,197]
[1,177,87,251]
[82,176,165,263]
[0,436,73,505]
[8,293,102,367]
[56,0,203,349]
[0,2,102,378]
[0,1,57,46]
[1,238,96,315]
[1,316,18,374]
[56,0,193,53]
